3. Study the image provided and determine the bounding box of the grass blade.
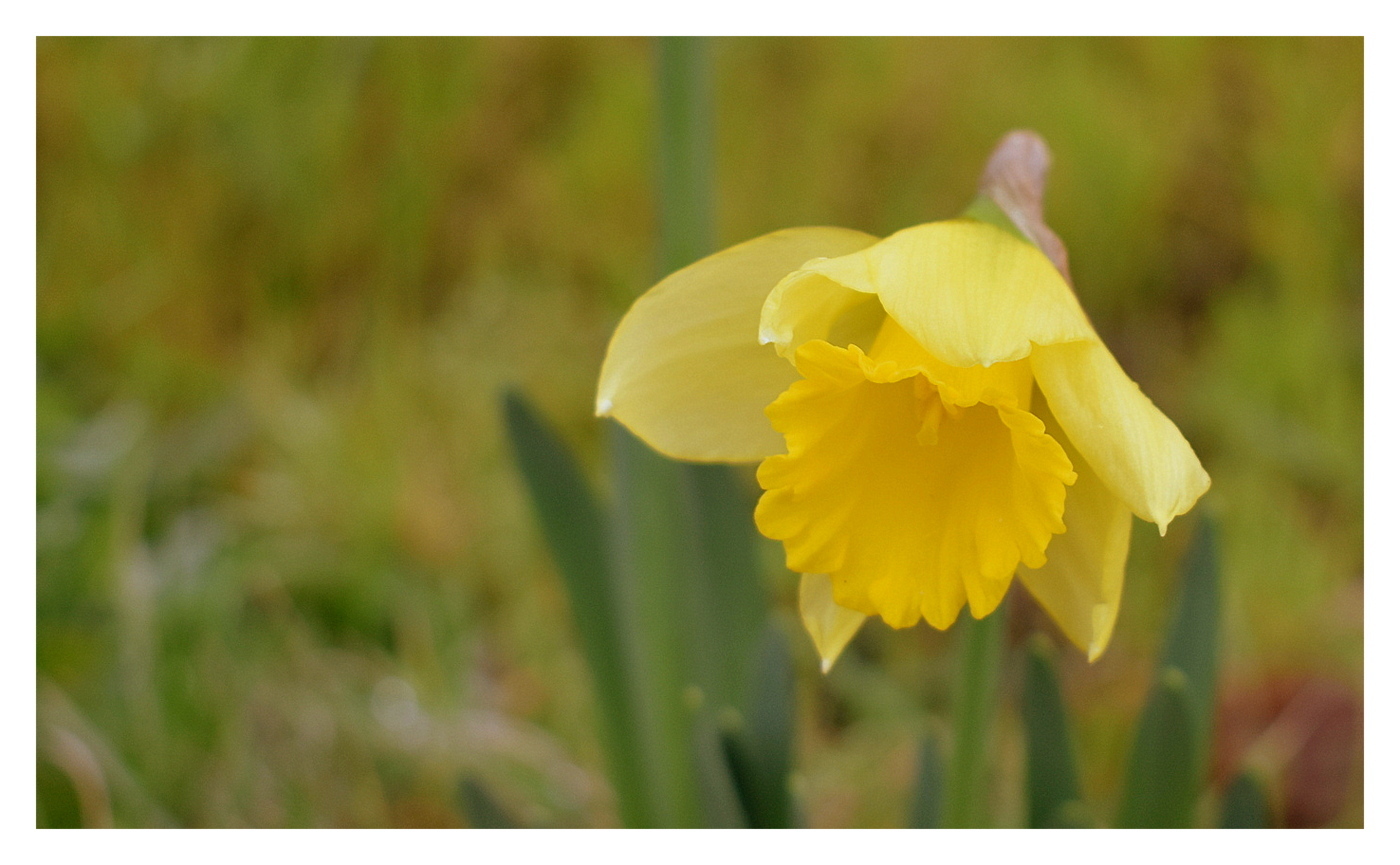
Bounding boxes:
[456,777,518,829]
[1114,518,1222,828]
[721,625,797,828]
[676,464,766,712]
[691,707,747,828]
[655,36,714,273]
[607,438,771,828]
[907,733,944,829]
[1116,667,1198,828]
[500,390,650,826]
[1218,771,1273,828]
[607,424,705,826]
[1023,634,1082,828]
[1159,515,1221,779]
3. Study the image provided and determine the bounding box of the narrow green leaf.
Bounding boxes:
[554,35,758,829]
[1117,667,1198,828]
[676,464,766,712]
[1023,634,1082,828]
[1218,771,1273,828]
[456,777,518,829]
[607,423,705,827]
[907,733,944,829]
[1049,800,1095,828]
[1159,515,1221,781]
[721,625,796,828]
[500,391,650,826]
[691,704,747,829]
[606,439,770,829]
[945,607,1005,828]
[655,36,714,274]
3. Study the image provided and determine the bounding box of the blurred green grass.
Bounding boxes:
[36,37,1362,827]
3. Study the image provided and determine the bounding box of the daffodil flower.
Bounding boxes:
[596,142,1209,671]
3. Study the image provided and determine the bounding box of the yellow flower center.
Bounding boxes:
[755,317,1077,629]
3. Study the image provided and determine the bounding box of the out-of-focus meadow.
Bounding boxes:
[36,37,1362,828]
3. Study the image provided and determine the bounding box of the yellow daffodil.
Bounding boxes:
[596,192,1208,671]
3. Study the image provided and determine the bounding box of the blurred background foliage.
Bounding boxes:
[36,37,1361,828]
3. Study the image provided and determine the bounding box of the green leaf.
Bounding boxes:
[455,777,518,829]
[1159,514,1221,780]
[606,424,706,826]
[1218,771,1273,828]
[1114,517,1222,829]
[655,36,715,273]
[690,704,747,829]
[606,437,770,829]
[1048,800,1095,828]
[1117,667,1198,828]
[907,733,944,829]
[676,464,766,712]
[945,606,1005,828]
[500,390,650,826]
[530,36,770,829]
[721,625,797,828]
[1022,634,1082,828]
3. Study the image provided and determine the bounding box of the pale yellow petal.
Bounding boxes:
[1031,340,1210,533]
[759,273,886,359]
[1017,405,1132,662]
[761,219,1096,368]
[597,226,879,462]
[799,573,868,674]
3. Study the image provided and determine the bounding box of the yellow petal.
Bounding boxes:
[755,340,1075,630]
[759,272,887,359]
[1017,404,1132,662]
[1031,340,1210,533]
[799,573,868,674]
[597,226,879,462]
[760,219,1096,368]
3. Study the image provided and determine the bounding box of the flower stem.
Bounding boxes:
[655,36,715,275]
[595,35,729,827]
[945,606,1005,827]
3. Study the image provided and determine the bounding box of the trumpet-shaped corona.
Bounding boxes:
[756,317,1077,631]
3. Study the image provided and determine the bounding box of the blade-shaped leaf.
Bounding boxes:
[607,428,772,827]
[502,392,618,673]
[1218,771,1273,829]
[721,625,797,828]
[1048,800,1095,828]
[607,423,706,826]
[456,777,518,829]
[1023,634,1082,828]
[677,464,766,712]
[691,706,747,829]
[907,733,944,829]
[501,391,650,826]
[1117,667,1198,828]
[655,36,715,273]
[1159,514,1220,779]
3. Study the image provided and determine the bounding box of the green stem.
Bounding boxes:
[607,428,702,826]
[655,36,715,275]
[594,35,722,828]
[945,606,1005,827]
